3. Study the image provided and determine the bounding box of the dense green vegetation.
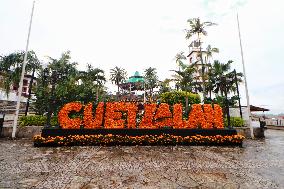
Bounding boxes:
[0,17,244,126]
[19,115,58,127]
[159,91,201,107]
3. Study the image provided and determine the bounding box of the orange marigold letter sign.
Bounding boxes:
[139,103,157,128]
[83,102,104,129]
[213,104,224,128]
[58,102,83,129]
[124,103,138,128]
[186,104,207,128]
[57,102,225,130]
[203,104,214,129]
[104,102,124,128]
[173,104,183,128]
[154,103,173,128]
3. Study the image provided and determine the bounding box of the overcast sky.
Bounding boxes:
[0,0,283,114]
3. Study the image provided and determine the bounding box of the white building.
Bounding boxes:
[0,73,37,103]
[229,105,270,127]
[187,40,209,83]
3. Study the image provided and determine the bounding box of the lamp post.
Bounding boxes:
[24,66,36,116]
[233,69,243,118]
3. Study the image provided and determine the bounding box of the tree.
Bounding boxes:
[205,60,243,119]
[210,60,243,95]
[110,66,127,97]
[205,67,215,98]
[144,67,159,101]
[205,45,219,64]
[175,52,187,70]
[0,51,41,96]
[204,45,219,98]
[171,65,196,92]
[171,64,201,113]
[34,51,79,115]
[159,78,171,94]
[185,18,217,99]
[33,51,109,115]
[77,64,106,103]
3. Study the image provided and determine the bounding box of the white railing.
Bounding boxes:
[266,119,284,126]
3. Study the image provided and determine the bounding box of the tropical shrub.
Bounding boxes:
[159,91,201,107]
[224,117,245,127]
[19,115,58,127]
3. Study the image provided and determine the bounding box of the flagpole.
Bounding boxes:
[12,0,36,138]
[237,13,254,139]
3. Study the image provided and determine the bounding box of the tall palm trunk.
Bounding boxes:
[149,88,153,102]
[116,79,120,100]
[198,33,206,101]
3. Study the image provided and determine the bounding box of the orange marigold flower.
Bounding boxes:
[58,102,83,129]
[83,102,104,129]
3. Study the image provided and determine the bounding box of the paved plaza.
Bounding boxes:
[0,129,284,189]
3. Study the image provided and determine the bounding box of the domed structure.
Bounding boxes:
[119,71,144,91]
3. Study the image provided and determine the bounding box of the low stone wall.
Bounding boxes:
[267,125,284,130]
[235,127,251,138]
[1,126,42,138]
[235,127,266,138]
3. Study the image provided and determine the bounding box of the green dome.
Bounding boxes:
[120,71,145,91]
[126,71,144,83]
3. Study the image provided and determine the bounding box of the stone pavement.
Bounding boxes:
[0,129,284,189]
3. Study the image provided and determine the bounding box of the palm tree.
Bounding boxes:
[175,52,187,70]
[185,18,216,99]
[210,60,243,96]
[0,51,40,96]
[110,66,127,97]
[171,64,200,113]
[78,64,106,102]
[144,67,159,102]
[204,45,219,98]
[171,65,196,92]
[159,78,171,94]
[205,45,219,64]
[206,66,215,99]
[80,64,105,85]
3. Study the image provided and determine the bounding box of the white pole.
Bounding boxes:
[12,1,36,138]
[237,13,254,139]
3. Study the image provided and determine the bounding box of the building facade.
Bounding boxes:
[0,73,37,102]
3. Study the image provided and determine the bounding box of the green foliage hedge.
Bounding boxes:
[224,117,245,127]
[159,91,201,107]
[19,115,58,127]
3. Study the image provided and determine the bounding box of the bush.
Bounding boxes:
[34,134,245,147]
[224,117,245,127]
[159,91,201,107]
[19,115,58,127]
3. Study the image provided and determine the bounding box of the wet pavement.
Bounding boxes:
[0,129,284,189]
